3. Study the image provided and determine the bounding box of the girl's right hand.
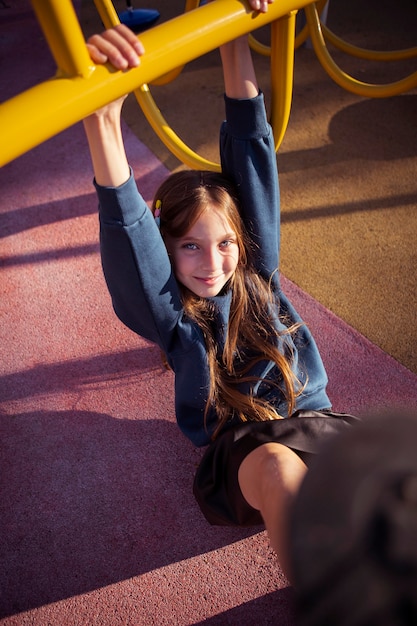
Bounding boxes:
[86,24,145,71]
[84,24,145,119]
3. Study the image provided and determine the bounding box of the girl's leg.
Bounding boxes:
[237,442,307,581]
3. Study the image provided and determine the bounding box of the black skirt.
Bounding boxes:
[193,409,359,527]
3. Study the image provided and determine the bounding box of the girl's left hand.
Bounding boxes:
[247,0,274,13]
[205,0,274,13]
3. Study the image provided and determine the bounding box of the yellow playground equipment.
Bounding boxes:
[0,0,416,169]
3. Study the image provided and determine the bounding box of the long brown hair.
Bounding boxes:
[153,170,303,439]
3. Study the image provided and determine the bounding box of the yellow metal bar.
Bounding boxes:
[31,0,94,78]
[248,35,272,57]
[94,0,120,28]
[270,11,297,152]
[0,0,315,167]
[305,3,417,97]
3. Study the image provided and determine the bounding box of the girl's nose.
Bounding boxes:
[201,246,220,271]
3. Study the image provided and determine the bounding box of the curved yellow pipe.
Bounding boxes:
[320,23,417,62]
[248,0,417,65]
[305,2,417,97]
[136,84,221,171]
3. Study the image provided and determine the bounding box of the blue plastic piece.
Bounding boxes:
[119,7,160,33]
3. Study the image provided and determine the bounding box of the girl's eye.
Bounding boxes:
[182,242,198,250]
[220,239,233,248]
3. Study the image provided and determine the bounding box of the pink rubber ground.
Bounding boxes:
[1,3,416,624]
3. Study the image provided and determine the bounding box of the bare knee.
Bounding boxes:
[238,442,307,512]
[237,442,307,578]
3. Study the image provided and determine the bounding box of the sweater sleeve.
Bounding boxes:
[95,171,186,350]
[220,92,280,287]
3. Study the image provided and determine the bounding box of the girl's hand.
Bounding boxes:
[86,24,145,70]
[246,0,274,13]
[204,0,274,14]
[84,25,145,120]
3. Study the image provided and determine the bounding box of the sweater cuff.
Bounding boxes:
[224,91,269,138]
[94,168,148,226]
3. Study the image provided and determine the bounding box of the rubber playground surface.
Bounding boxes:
[1,1,416,624]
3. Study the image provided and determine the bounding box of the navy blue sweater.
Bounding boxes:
[95,93,330,446]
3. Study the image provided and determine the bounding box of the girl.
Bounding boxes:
[84,6,357,581]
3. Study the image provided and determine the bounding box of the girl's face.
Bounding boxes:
[166,205,239,298]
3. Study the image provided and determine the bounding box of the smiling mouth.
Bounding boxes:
[195,275,222,285]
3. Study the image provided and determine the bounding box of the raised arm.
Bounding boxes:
[218,0,281,283]
[219,36,259,100]
[219,0,272,99]
[82,25,145,187]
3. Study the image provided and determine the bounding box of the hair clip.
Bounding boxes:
[154,199,161,228]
